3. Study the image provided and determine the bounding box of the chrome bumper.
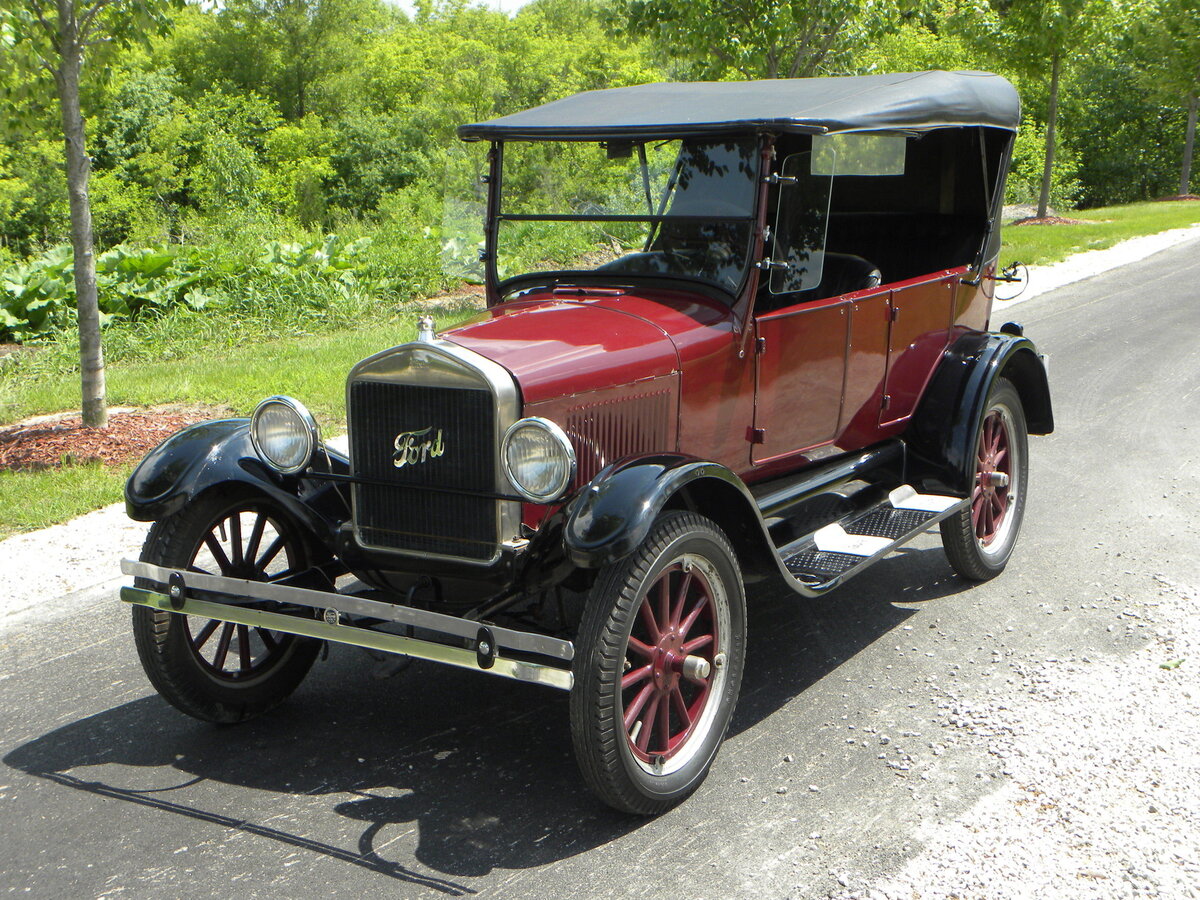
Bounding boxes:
[120,560,574,691]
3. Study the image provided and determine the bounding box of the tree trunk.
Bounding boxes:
[1182,92,1198,197]
[54,0,107,427]
[1038,52,1062,220]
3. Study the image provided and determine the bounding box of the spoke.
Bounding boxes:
[622,664,653,690]
[678,595,710,640]
[192,618,220,651]
[670,686,692,729]
[187,564,215,576]
[682,633,713,655]
[265,568,297,583]
[256,535,286,573]
[993,447,1007,468]
[228,514,243,566]
[255,628,278,651]
[657,574,671,634]
[237,624,252,673]
[627,635,656,659]
[671,570,693,629]
[637,695,661,752]
[657,692,671,752]
[623,683,655,731]
[637,598,661,643]
[245,512,266,570]
[203,533,233,574]
[212,622,235,671]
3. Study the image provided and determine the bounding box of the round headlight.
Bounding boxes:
[502,417,576,502]
[250,396,318,475]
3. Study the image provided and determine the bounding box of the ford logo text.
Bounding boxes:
[392,427,446,468]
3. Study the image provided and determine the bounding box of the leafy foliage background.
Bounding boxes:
[0,0,1195,347]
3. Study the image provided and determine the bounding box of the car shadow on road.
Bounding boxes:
[4,546,971,892]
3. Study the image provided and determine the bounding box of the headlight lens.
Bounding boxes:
[502,417,575,502]
[250,396,318,475]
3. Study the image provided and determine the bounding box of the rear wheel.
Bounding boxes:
[132,491,322,723]
[940,378,1028,580]
[570,511,746,815]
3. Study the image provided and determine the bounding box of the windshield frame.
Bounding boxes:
[483,134,766,304]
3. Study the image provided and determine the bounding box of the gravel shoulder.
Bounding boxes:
[828,577,1199,900]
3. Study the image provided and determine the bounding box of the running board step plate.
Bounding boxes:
[781,486,966,592]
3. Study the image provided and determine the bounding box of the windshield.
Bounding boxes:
[494,137,759,296]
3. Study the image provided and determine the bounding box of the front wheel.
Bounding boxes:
[940,378,1029,580]
[132,490,322,724]
[570,511,746,815]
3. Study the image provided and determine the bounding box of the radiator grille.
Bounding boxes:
[349,380,497,560]
[567,390,674,483]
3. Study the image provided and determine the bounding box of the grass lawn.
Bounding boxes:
[1000,200,1200,269]
[3,199,1200,537]
[0,311,475,538]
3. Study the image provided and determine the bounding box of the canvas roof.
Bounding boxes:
[458,71,1020,141]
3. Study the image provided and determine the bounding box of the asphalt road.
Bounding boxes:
[3,238,1199,899]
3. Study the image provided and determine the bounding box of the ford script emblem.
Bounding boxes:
[393,426,446,468]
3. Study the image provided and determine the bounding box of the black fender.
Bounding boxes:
[907,330,1053,496]
[125,419,351,553]
[563,454,779,578]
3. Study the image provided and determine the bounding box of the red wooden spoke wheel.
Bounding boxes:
[941,378,1028,581]
[571,511,746,815]
[620,562,720,766]
[973,408,1011,546]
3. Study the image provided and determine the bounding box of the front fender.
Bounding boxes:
[125,419,350,549]
[563,454,769,570]
[907,331,1053,496]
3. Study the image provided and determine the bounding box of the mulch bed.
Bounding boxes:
[1154,194,1200,201]
[0,409,217,472]
[1010,216,1091,226]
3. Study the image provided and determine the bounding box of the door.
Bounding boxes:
[880,277,955,426]
[752,299,849,463]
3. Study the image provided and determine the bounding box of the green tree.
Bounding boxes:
[618,0,920,79]
[980,0,1111,217]
[1139,0,1200,195]
[0,0,179,426]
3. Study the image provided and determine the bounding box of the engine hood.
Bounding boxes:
[443,299,681,404]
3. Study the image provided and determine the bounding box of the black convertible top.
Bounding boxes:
[459,71,1019,141]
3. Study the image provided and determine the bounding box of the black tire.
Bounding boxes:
[940,378,1029,581]
[570,511,746,815]
[132,490,322,724]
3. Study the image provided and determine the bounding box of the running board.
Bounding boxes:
[778,486,966,594]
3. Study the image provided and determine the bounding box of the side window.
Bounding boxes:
[769,151,834,295]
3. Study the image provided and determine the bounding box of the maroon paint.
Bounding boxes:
[445,299,679,405]
[752,297,850,463]
[880,273,957,427]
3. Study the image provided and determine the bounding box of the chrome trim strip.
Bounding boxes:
[344,338,522,566]
[122,559,573,662]
[121,586,573,691]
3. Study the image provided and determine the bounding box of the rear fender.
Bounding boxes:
[907,332,1053,496]
[125,419,350,552]
[563,454,778,578]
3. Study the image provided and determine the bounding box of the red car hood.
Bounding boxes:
[443,298,682,404]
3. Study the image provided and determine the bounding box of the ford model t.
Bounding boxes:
[121,71,1052,814]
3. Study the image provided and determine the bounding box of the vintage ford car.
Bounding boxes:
[121,71,1052,814]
